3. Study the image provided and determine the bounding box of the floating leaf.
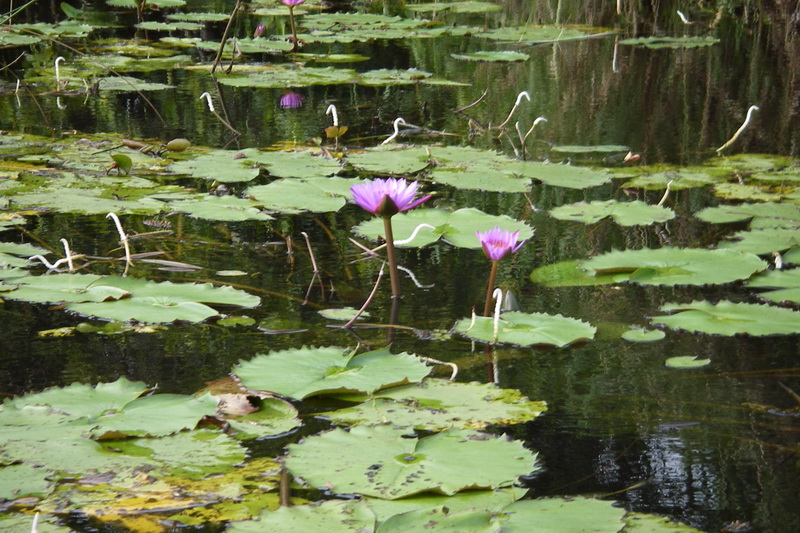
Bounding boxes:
[318,307,369,321]
[323,379,546,430]
[168,149,261,183]
[579,247,768,286]
[621,168,719,190]
[621,327,666,342]
[284,425,538,499]
[7,377,147,418]
[530,260,619,287]
[345,146,431,175]
[652,300,800,336]
[453,312,596,348]
[353,207,533,249]
[408,1,502,14]
[91,393,219,438]
[233,347,430,400]
[451,51,528,62]
[747,268,800,304]
[246,178,350,214]
[246,149,343,179]
[509,161,613,189]
[665,356,711,369]
[228,499,375,533]
[696,202,800,228]
[549,200,675,226]
[550,144,630,154]
[478,25,593,44]
[96,76,174,91]
[717,227,800,255]
[619,36,720,49]
[169,195,273,222]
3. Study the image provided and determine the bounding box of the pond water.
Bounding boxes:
[1,0,799,532]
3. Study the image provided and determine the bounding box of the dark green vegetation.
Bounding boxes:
[1,0,799,532]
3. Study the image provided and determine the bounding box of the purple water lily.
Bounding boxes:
[281,0,305,5]
[350,178,431,218]
[351,178,431,300]
[253,24,266,38]
[476,226,527,317]
[279,91,304,109]
[476,227,525,262]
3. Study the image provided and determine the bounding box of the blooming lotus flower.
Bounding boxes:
[476,227,525,262]
[351,178,431,218]
[281,0,305,5]
[279,91,304,109]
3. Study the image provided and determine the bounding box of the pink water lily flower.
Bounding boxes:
[281,0,305,6]
[351,178,431,218]
[476,226,525,261]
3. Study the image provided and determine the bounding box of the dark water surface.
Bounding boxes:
[1,1,799,532]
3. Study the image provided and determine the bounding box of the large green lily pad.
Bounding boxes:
[579,247,768,286]
[233,347,431,400]
[353,207,533,249]
[696,202,800,228]
[323,378,546,430]
[747,268,800,304]
[453,312,596,347]
[652,300,800,336]
[549,200,675,226]
[717,227,800,254]
[284,424,538,499]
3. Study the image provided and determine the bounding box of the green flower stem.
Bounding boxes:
[483,260,499,317]
[288,6,298,52]
[383,215,401,299]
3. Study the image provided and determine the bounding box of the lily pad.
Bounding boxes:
[168,195,273,222]
[665,356,711,369]
[621,327,666,342]
[96,76,174,92]
[509,161,613,189]
[619,36,720,49]
[717,227,800,255]
[549,200,675,226]
[621,168,719,190]
[451,51,528,62]
[652,300,800,336]
[233,346,431,400]
[168,149,262,183]
[323,378,546,430]
[246,177,351,214]
[353,207,534,249]
[579,247,768,286]
[530,260,619,287]
[747,268,800,304]
[696,202,800,228]
[453,311,596,347]
[284,425,538,499]
[228,499,375,533]
[478,25,593,44]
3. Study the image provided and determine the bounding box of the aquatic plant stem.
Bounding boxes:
[343,262,385,329]
[483,260,499,317]
[211,0,242,74]
[288,5,298,53]
[383,216,401,299]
